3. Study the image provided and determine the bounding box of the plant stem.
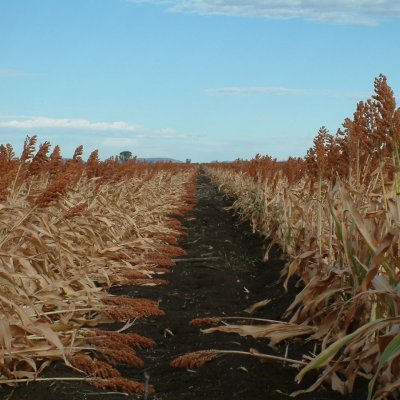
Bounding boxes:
[215,350,307,366]
[0,377,94,385]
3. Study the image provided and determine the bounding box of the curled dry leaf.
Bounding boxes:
[244,298,271,314]
[202,323,315,345]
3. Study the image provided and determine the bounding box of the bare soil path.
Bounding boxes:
[3,170,367,400]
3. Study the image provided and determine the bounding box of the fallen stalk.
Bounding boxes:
[3,346,93,356]
[215,350,307,366]
[81,393,129,397]
[0,377,94,385]
[39,307,102,316]
[220,316,293,324]
[173,256,221,262]
[193,316,295,324]
[171,349,307,369]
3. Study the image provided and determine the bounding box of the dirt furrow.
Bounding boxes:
[113,171,366,400]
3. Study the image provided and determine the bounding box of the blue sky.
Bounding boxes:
[1,0,400,162]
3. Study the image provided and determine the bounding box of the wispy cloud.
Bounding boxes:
[205,87,311,96]
[0,114,35,119]
[0,115,202,160]
[0,115,196,141]
[154,127,190,138]
[205,86,370,99]
[0,69,43,78]
[101,137,139,148]
[0,116,143,132]
[129,0,400,25]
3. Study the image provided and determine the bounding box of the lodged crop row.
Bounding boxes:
[0,137,197,393]
[205,75,400,399]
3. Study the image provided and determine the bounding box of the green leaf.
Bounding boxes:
[296,317,400,383]
[368,332,400,400]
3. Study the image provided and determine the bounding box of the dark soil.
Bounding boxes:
[3,171,367,400]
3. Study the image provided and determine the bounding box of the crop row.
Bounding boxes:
[205,75,400,399]
[0,138,197,393]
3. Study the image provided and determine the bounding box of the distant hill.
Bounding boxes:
[138,157,183,163]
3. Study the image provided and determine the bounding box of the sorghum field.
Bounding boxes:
[1,74,400,400]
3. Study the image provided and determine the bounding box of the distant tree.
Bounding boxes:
[185,158,191,164]
[119,151,132,162]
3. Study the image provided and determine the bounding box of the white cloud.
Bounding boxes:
[0,116,143,132]
[205,86,370,99]
[0,69,42,77]
[0,115,197,151]
[0,114,34,119]
[0,69,29,77]
[101,137,139,147]
[129,0,400,25]
[205,87,311,96]
[155,127,190,138]
[0,115,200,160]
